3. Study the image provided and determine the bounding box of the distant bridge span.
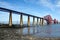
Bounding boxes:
[44,15,58,24]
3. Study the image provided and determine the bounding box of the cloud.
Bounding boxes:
[56,0,60,7]
[0,1,13,8]
[37,0,55,10]
[24,0,54,10]
[24,0,37,3]
[24,0,60,10]
[42,13,52,17]
[0,1,22,11]
[39,0,60,10]
[56,2,60,7]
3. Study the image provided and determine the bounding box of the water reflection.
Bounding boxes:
[19,26,38,35]
[45,25,52,37]
[46,25,52,34]
[20,28,23,35]
[28,27,30,34]
[19,25,51,35]
[16,24,60,37]
[33,26,35,34]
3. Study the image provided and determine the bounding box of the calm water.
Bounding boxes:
[16,24,60,38]
[1,24,60,38]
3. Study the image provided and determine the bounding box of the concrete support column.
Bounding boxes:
[9,11,12,27]
[40,18,41,25]
[41,18,44,25]
[37,18,39,25]
[33,17,35,26]
[37,18,39,33]
[28,16,30,26]
[20,14,23,26]
[33,17,35,34]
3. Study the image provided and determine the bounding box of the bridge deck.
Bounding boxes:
[0,7,43,19]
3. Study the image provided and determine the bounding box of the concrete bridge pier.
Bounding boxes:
[9,11,12,27]
[40,18,44,26]
[37,18,39,25]
[27,16,30,26]
[20,14,23,27]
[40,18,41,25]
[41,18,44,25]
[37,18,39,33]
[27,16,30,34]
[33,17,35,34]
[33,17,35,26]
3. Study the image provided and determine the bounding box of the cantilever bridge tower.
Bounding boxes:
[44,15,52,24]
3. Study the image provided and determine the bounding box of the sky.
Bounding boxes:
[0,0,60,23]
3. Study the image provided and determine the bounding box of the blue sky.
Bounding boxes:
[0,0,60,23]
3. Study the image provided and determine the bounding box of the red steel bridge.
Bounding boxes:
[44,15,58,24]
[0,7,59,27]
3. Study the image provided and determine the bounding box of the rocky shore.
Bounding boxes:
[0,28,60,40]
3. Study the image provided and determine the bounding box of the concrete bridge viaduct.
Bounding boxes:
[0,7,44,27]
